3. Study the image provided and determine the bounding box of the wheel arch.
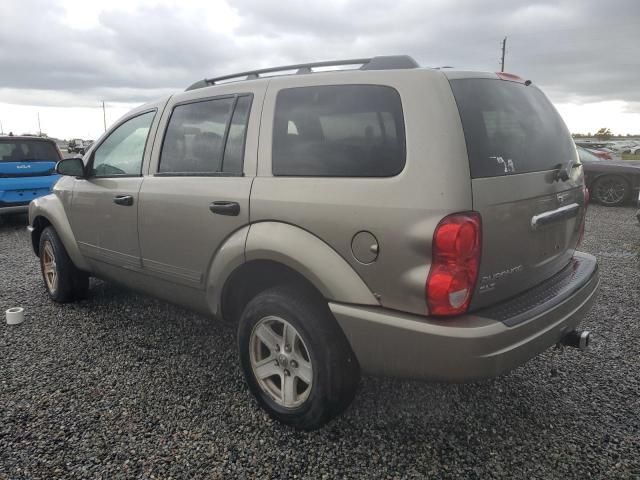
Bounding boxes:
[208,222,379,323]
[30,215,51,256]
[29,196,90,271]
[220,259,327,325]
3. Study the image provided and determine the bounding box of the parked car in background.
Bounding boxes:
[29,56,599,430]
[575,141,610,150]
[585,147,612,160]
[577,146,640,206]
[0,136,62,215]
[622,146,640,155]
[67,139,85,154]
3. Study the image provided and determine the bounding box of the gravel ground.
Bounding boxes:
[1,206,639,479]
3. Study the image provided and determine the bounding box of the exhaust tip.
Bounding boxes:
[561,330,591,351]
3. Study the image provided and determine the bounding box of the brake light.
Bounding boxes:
[426,212,482,316]
[496,72,525,83]
[576,187,589,247]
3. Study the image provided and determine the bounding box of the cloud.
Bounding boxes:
[1,0,639,114]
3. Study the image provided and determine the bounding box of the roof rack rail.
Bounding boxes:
[185,55,419,91]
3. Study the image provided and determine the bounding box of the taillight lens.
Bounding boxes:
[495,72,525,83]
[577,187,589,247]
[426,212,482,316]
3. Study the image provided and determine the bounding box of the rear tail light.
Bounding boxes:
[426,212,482,316]
[577,187,589,247]
[495,72,525,83]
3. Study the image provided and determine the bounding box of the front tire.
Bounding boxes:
[593,175,629,206]
[238,285,360,430]
[39,226,89,302]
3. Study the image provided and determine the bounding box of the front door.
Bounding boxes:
[138,87,263,291]
[70,109,157,271]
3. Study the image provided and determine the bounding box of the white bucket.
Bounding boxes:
[6,307,25,325]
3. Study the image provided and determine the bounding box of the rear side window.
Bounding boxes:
[272,85,405,177]
[223,96,252,175]
[0,140,59,162]
[159,95,252,175]
[450,79,576,178]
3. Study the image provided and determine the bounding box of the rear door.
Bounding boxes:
[138,83,264,289]
[448,75,585,308]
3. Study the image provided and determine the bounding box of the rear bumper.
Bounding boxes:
[0,204,29,214]
[0,175,59,211]
[332,252,599,381]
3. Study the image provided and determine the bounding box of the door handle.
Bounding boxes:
[113,195,134,206]
[209,201,240,216]
[530,203,579,230]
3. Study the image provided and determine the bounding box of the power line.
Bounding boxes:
[102,101,107,132]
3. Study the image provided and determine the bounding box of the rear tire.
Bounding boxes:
[238,284,360,430]
[593,175,629,206]
[39,226,89,302]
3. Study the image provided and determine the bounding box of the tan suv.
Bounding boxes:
[28,56,599,430]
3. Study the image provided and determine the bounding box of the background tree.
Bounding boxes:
[595,127,613,140]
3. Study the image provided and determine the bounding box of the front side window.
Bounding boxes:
[159,95,252,175]
[91,111,155,177]
[272,85,406,177]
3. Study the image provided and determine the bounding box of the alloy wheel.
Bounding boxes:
[42,241,58,292]
[596,178,626,205]
[249,315,313,409]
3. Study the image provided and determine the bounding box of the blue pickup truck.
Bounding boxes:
[0,136,63,215]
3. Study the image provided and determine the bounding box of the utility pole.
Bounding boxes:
[0,119,4,135]
[37,112,42,136]
[500,36,507,72]
[102,101,107,132]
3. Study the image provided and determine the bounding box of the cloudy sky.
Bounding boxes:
[1,0,639,139]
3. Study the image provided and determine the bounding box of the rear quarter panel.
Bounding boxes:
[251,69,472,315]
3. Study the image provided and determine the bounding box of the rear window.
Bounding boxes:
[450,79,576,178]
[272,85,405,177]
[0,140,59,162]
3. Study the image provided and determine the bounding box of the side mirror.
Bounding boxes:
[56,157,85,177]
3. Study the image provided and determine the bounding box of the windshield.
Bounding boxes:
[450,78,576,178]
[0,140,59,162]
